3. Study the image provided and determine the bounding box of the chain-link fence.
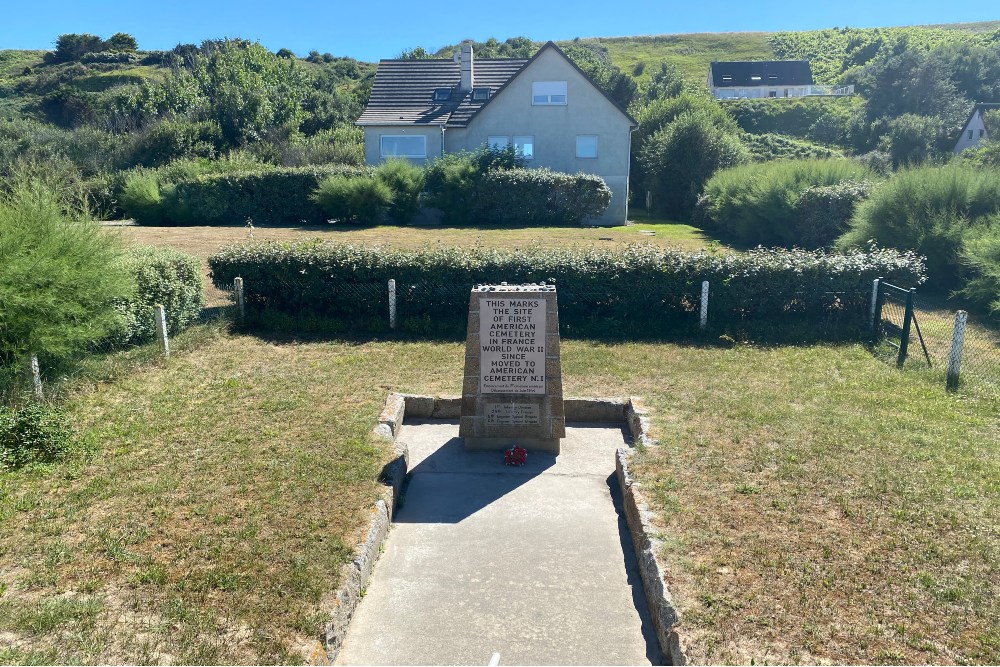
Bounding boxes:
[872,279,1000,397]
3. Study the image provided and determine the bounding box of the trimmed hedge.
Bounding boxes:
[125,165,372,226]
[107,246,204,347]
[474,169,612,226]
[209,241,924,339]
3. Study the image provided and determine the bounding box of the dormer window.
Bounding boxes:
[433,88,451,102]
[767,74,778,81]
[473,87,490,101]
[751,75,762,82]
[721,75,733,83]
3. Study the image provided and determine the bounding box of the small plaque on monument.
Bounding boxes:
[460,283,565,453]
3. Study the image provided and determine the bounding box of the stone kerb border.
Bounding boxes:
[322,393,686,666]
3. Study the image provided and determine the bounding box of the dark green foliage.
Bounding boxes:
[959,140,1000,169]
[45,34,105,64]
[957,218,1000,318]
[560,42,638,109]
[209,241,924,339]
[701,159,873,246]
[743,133,842,162]
[123,164,371,225]
[126,117,222,167]
[880,113,945,167]
[473,169,612,226]
[311,175,392,225]
[724,97,859,143]
[374,159,424,224]
[0,404,73,469]
[839,164,1000,286]
[436,37,536,59]
[0,178,133,367]
[105,246,205,347]
[641,62,684,103]
[792,180,875,248]
[639,110,750,220]
[422,146,525,223]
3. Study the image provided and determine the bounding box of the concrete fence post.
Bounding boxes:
[947,310,968,391]
[30,354,43,400]
[388,279,397,329]
[154,305,170,358]
[699,280,709,330]
[869,277,881,329]
[234,276,245,322]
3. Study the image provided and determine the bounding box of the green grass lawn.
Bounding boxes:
[1,316,997,664]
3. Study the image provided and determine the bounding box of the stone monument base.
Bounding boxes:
[463,436,561,454]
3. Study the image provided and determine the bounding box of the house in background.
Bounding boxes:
[709,60,854,100]
[953,102,1000,153]
[357,41,638,225]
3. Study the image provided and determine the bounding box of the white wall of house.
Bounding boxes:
[711,85,809,99]
[445,48,635,225]
[954,110,990,153]
[363,125,444,166]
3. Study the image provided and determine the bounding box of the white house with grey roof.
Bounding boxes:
[953,102,999,153]
[357,41,638,224]
[708,60,854,99]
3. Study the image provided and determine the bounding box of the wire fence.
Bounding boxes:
[873,279,1000,398]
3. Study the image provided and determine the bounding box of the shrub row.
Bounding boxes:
[107,246,205,348]
[698,159,874,247]
[209,241,924,338]
[123,164,371,225]
[473,169,611,226]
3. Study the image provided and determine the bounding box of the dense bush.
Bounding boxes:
[879,113,945,167]
[792,180,875,248]
[639,110,749,220]
[743,133,842,162]
[312,175,393,225]
[957,219,1000,318]
[106,246,205,348]
[0,178,132,368]
[123,164,371,225]
[839,165,1000,286]
[473,169,612,226]
[375,159,424,223]
[700,159,873,246]
[422,151,482,223]
[209,240,924,338]
[0,404,73,469]
[724,97,859,143]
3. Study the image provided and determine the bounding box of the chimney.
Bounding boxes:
[460,43,474,92]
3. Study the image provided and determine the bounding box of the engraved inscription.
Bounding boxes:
[479,297,546,394]
[485,402,541,426]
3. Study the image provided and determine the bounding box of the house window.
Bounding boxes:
[969,130,974,140]
[532,81,567,105]
[473,87,490,101]
[576,135,598,158]
[514,135,534,159]
[721,75,733,83]
[433,88,451,102]
[487,135,510,149]
[380,135,426,158]
[751,75,762,82]
[981,129,987,138]
[769,91,777,98]
[767,74,778,82]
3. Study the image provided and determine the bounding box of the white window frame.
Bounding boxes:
[575,135,598,159]
[513,135,534,160]
[380,135,427,159]
[487,135,511,149]
[532,81,567,105]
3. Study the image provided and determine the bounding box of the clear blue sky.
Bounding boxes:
[1,0,997,62]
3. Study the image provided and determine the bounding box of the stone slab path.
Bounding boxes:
[335,420,660,666]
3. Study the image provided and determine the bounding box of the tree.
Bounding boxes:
[639,110,750,220]
[0,177,132,369]
[191,39,310,145]
[642,62,684,102]
[276,48,295,59]
[45,33,104,64]
[398,46,433,60]
[105,32,138,52]
[880,113,944,167]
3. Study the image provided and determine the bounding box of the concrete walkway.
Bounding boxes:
[335,420,660,666]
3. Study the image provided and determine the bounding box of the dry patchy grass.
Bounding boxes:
[2,324,997,664]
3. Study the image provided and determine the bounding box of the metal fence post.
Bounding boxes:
[234,276,245,322]
[154,305,170,358]
[30,354,43,400]
[388,279,397,329]
[700,280,709,330]
[869,277,881,329]
[897,287,915,368]
[947,310,968,391]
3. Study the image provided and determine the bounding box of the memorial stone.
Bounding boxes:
[460,283,565,453]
